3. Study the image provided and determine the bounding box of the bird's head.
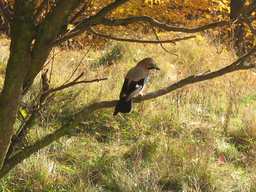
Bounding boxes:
[137,57,160,71]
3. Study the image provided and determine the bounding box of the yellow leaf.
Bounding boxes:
[67,24,75,31]
[19,108,28,119]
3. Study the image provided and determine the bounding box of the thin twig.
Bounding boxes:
[49,48,56,83]
[43,49,61,68]
[151,26,178,56]
[44,77,108,96]
[63,45,92,85]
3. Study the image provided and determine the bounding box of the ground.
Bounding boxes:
[0,34,256,192]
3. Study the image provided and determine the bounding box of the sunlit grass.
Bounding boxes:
[1,34,256,191]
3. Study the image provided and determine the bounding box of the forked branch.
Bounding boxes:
[89,28,196,44]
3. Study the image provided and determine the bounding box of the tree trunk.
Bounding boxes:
[0,1,34,169]
[0,0,80,172]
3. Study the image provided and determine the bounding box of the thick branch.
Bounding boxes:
[1,47,255,178]
[89,28,196,44]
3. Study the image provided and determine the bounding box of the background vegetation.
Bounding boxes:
[1,33,256,191]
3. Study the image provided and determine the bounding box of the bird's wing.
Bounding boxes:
[119,78,145,100]
[119,78,129,98]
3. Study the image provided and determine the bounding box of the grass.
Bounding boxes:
[1,34,256,191]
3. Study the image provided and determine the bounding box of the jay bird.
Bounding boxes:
[113,57,160,115]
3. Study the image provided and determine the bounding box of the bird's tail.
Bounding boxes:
[113,98,132,116]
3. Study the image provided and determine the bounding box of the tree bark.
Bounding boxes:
[0,1,34,169]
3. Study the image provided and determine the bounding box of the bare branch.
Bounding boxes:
[78,47,256,108]
[89,28,196,44]
[100,16,230,33]
[44,77,108,96]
